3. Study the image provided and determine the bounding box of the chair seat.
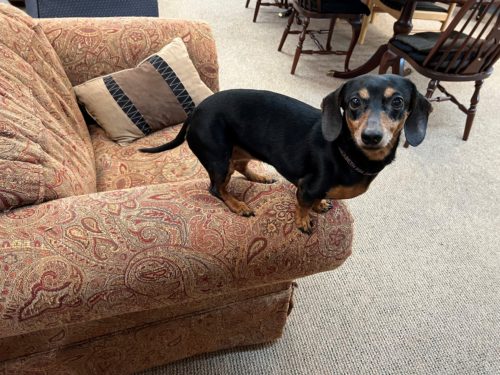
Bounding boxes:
[381,0,447,13]
[390,31,477,72]
[301,0,370,15]
[380,0,500,143]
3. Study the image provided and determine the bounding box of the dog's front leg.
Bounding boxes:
[295,180,315,234]
[295,200,313,234]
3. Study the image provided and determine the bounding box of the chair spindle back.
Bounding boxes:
[423,0,500,75]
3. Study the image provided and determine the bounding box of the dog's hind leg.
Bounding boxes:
[208,160,255,217]
[233,160,276,184]
[312,199,333,213]
[232,147,276,184]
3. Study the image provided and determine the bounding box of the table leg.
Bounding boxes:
[393,1,417,35]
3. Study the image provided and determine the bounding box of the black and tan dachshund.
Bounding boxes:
[140,74,431,234]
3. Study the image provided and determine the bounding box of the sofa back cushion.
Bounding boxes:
[0,5,96,211]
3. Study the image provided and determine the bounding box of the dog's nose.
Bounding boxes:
[361,129,383,146]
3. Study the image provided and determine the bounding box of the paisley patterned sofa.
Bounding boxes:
[0,4,353,374]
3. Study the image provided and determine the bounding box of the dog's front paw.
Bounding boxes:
[312,199,333,213]
[295,215,313,235]
[240,209,255,217]
[234,202,255,217]
[261,177,277,184]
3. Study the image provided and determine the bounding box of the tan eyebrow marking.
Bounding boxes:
[384,87,396,97]
[359,88,369,99]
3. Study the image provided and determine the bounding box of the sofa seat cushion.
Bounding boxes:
[91,123,206,191]
[91,123,271,192]
[0,5,96,211]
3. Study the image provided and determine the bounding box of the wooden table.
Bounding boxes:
[330,0,465,78]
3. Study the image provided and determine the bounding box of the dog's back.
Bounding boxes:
[192,89,320,134]
[187,89,322,176]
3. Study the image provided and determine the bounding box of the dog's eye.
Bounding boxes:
[391,97,404,109]
[349,97,361,110]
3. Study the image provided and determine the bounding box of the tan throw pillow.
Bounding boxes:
[74,37,213,144]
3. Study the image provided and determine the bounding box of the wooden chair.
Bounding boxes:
[246,0,289,22]
[278,0,370,74]
[379,0,500,145]
[359,0,456,44]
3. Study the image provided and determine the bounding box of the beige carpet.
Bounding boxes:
[138,1,500,374]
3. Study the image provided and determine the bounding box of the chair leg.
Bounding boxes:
[463,79,483,141]
[245,0,251,8]
[379,49,399,74]
[291,16,309,74]
[441,3,456,31]
[425,79,438,99]
[278,8,296,51]
[359,15,370,45]
[379,52,391,74]
[253,0,261,22]
[345,15,362,72]
[393,57,405,75]
[326,17,337,51]
[359,0,375,44]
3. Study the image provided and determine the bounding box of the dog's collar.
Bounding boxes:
[338,147,381,176]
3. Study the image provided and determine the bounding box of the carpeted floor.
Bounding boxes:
[138,1,500,374]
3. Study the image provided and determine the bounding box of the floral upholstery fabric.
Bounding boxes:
[39,17,219,92]
[0,5,354,373]
[0,5,96,212]
[91,124,207,191]
[1,282,291,364]
[0,178,352,339]
[3,285,293,374]
[91,123,278,192]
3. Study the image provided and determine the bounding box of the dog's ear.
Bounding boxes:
[404,85,432,147]
[321,85,344,142]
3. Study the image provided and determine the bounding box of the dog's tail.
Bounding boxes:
[139,116,190,153]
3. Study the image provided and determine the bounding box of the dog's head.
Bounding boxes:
[321,74,432,160]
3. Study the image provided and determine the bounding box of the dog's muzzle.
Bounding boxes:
[361,114,384,147]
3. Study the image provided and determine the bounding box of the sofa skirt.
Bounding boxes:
[1,282,293,374]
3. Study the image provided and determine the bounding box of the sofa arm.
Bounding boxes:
[0,179,352,337]
[38,17,219,91]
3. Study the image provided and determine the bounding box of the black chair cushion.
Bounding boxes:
[381,0,447,13]
[390,31,478,72]
[300,0,370,15]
